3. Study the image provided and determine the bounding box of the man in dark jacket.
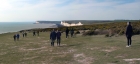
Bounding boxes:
[13,34,17,41]
[16,33,20,41]
[22,32,25,37]
[65,27,69,38]
[37,31,39,36]
[125,22,133,47]
[56,30,61,46]
[33,31,36,36]
[25,32,27,37]
[50,29,56,46]
[70,28,74,37]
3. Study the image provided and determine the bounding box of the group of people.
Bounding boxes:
[13,27,75,46]
[50,29,61,46]
[50,22,133,47]
[22,32,27,37]
[13,30,41,41]
[66,28,74,38]
[33,31,39,36]
[12,22,133,47]
[50,28,75,46]
[13,32,27,41]
[13,33,20,41]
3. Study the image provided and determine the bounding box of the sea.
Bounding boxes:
[0,22,56,34]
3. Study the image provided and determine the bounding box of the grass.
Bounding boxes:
[0,32,140,64]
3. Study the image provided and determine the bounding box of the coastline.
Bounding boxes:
[0,26,57,35]
[0,22,59,34]
[0,23,60,35]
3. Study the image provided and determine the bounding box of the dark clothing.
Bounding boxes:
[57,38,61,46]
[22,33,24,37]
[51,39,55,46]
[56,32,61,46]
[25,33,27,37]
[70,29,74,37]
[66,29,69,34]
[50,31,56,40]
[16,34,20,40]
[126,25,133,46]
[127,37,131,46]
[37,31,39,36]
[126,25,133,37]
[66,29,69,38]
[13,35,16,41]
[33,31,36,36]
[50,31,56,46]
[56,32,61,39]
[66,33,69,38]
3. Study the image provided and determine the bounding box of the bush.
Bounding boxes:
[94,29,109,35]
[118,30,124,35]
[75,30,80,34]
[82,30,94,36]
[105,34,109,37]
[133,29,140,35]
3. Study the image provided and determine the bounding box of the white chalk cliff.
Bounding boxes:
[61,21,83,26]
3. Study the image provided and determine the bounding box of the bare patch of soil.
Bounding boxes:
[74,53,94,64]
[101,47,119,52]
[123,58,140,64]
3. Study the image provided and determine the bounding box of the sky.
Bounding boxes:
[0,0,140,22]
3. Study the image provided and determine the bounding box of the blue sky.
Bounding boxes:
[0,0,140,22]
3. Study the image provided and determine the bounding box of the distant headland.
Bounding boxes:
[34,20,139,24]
[34,20,114,27]
[34,20,83,27]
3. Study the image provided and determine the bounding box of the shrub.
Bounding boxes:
[75,30,80,34]
[94,29,109,35]
[105,34,109,37]
[133,29,140,35]
[82,30,94,36]
[118,30,124,35]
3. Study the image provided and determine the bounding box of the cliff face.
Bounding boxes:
[60,21,83,26]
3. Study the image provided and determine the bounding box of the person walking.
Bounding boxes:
[33,31,36,36]
[25,32,27,37]
[22,32,25,37]
[37,31,39,36]
[56,30,61,46]
[13,34,17,41]
[70,28,74,37]
[125,22,133,47]
[16,33,20,41]
[50,29,56,46]
[65,27,69,38]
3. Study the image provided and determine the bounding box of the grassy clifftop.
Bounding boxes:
[0,32,140,64]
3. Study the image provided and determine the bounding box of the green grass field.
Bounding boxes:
[0,32,140,64]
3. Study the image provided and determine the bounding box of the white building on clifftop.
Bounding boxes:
[61,21,83,26]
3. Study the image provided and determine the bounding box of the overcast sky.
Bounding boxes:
[0,0,140,22]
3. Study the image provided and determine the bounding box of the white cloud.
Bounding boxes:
[0,0,140,22]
